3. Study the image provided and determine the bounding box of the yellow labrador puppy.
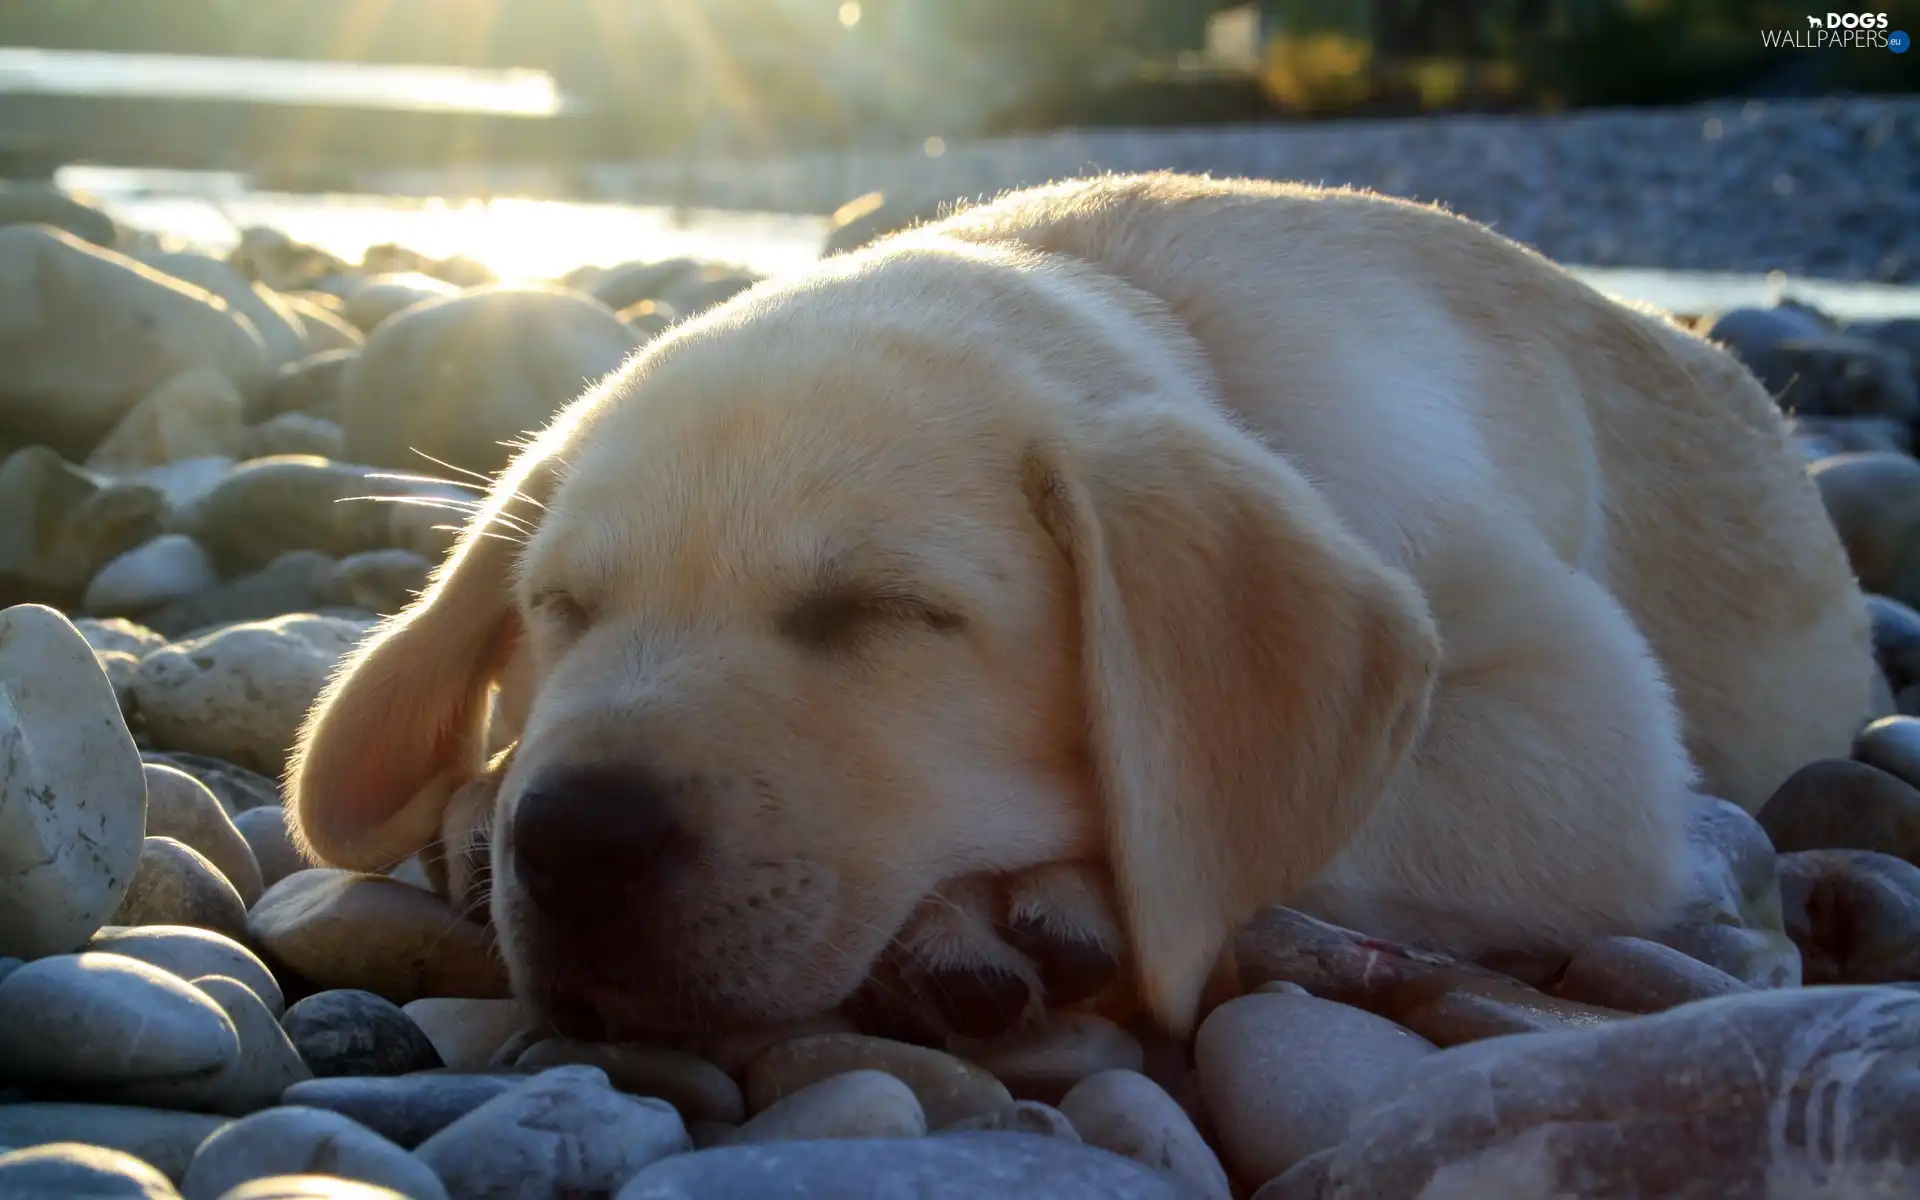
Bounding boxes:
[289,173,1872,1041]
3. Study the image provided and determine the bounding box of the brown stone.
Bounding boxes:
[1233,906,1513,1010]
[742,1034,1011,1129]
[1778,849,1920,984]
[1552,935,1751,1014]
[1379,971,1630,1047]
[1758,758,1920,865]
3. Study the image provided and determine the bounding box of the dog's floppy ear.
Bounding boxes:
[288,437,563,873]
[1023,397,1441,1036]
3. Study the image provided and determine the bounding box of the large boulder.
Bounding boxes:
[338,285,639,475]
[0,226,271,459]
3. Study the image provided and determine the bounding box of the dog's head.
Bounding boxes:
[288,238,1437,1038]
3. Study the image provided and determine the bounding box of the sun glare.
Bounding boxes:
[838,2,862,29]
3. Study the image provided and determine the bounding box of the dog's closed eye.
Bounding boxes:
[531,588,592,637]
[779,582,966,652]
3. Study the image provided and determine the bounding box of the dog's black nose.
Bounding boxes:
[508,767,682,915]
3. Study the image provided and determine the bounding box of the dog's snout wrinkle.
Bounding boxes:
[509,766,685,915]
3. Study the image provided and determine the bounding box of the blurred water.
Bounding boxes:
[59,165,1920,320]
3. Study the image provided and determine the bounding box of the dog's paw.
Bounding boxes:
[846,862,1125,1044]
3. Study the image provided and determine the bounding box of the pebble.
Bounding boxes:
[180,1106,447,1200]
[84,535,221,616]
[0,952,239,1094]
[84,365,246,474]
[144,754,282,815]
[1758,757,1920,865]
[511,1039,745,1124]
[141,556,334,642]
[412,1065,689,1199]
[314,551,430,618]
[1058,1069,1232,1200]
[255,351,355,423]
[247,871,507,1004]
[110,837,250,942]
[278,990,444,1078]
[0,1142,181,1199]
[0,180,117,244]
[141,764,265,906]
[214,1179,410,1200]
[0,1105,227,1184]
[337,285,639,475]
[1811,452,1920,609]
[132,615,365,776]
[744,1034,1014,1129]
[231,808,309,892]
[75,616,169,658]
[399,999,528,1073]
[139,252,307,371]
[941,1100,1081,1140]
[1655,794,1803,988]
[678,1013,858,1077]
[1551,935,1751,1013]
[214,1179,409,1200]
[729,1069,927,1144]
[86,926,286,1016]
[1379,970,1631,1046]
[242,413,346,461]
[0,225,269,458]
[952,1013,1144,1105]
[337,273,458,333]
[279,1073,520,1150]
[1231,905,1512,1008]
[0,603,147,959]
[1194,990,1436,1189]
[1867,597,1920,691]
[1309,986,1920,1195]
[190,975,314,1116]
[615,1133,1190,1199]
[1778,848,1920,984]
[1855,713,1920,788]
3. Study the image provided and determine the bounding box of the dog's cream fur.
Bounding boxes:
[289,174,1871,1038]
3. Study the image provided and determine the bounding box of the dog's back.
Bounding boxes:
[932,172,1871,811]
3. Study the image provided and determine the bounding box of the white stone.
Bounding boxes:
[85,535,219,615]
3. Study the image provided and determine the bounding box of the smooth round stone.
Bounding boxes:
[142,754,280,815]
[730,1069,927,1145]
[513,1039,744,1124]
[1380,971,1631,1047]
[1232,905,1511,1007]
[1868,597,1920,691]
[248,870,507,1005]
[679,1013,858,1077]
[131,616,365,777]
[1758,758,1920,865]
[1313,986,1920,1195]
[745,1034,1013,1129]
[941,1100,1081,1141]
[0,956,20,985]
[242,413,346,461]
[615,1133,1190,1199]
[1812,452,1920,607]
[111,837,250,942]
[1779,849,1920,984]
[189,976,313,1116]
[0,1142,180,1198]
[413,1065,689,1198]
[1253,1150,1333,1200]
[84,534,219,615]
[279,1073,520,1149]
[86,927,284,1017]
[74,617,169,659]
[1857,714,1920,789]
[180,1107,447,1200]
[214,1178,410,1200]
[142,765,264,907]
[1658,795,1803,988]
[0,1105,228,1184]
[279,990,443,1078]
[0,603,147,959]
[953,1013,1145,1105]
[1552,935,1751,1014]
[1059,1069,1231,1200]
[230,809,307,893]
[1196,991,1437,1190]
[0,952,239,1090]
[400,998,529,1073]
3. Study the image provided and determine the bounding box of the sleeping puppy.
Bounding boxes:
[288,173,1872,1041]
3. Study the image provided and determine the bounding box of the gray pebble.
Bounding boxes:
[1059,1069,1232,1200]
[730,1069,926,1145]
[615,1132,1190,1199]
[0,1141,180,1198]
[181,1107,447,1200]
[0,1105,228,1183]
[86,926,284,1016]
[414,1065,688,1199]
[189,976,313,1116]
[0,953,239,1092]
[214,1179,410,1200]
[278,1074,520,1149]
[109,838,250,943]
[279,991,442,1078]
